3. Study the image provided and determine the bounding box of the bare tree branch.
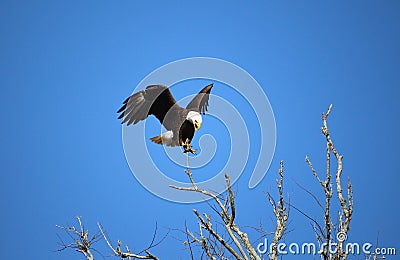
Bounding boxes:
[305,154,332,259]
[292,178,324,211]
[97,223,159,260]
[55,216,100,260]
[320,104,353,259]
[303,104,354,260]
[267,160,288,260]
[172,153,262,260]
[193,209,243,259]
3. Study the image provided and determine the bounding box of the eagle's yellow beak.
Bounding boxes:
[194,122,201,131]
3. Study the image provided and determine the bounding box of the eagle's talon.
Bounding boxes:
[183,148,196,154]
[183,142,196,154]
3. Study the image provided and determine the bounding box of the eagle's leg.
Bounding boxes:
[183,139,197,154]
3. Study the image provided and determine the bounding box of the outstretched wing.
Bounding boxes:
[117,85,177,126]
[186,83,213,114]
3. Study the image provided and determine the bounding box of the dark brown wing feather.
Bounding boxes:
[117,85,177,126]
[185,83,213,114]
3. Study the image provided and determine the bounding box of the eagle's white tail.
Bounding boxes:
[150,131,175,146]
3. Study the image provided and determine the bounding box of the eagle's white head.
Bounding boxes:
[187,111,202,131]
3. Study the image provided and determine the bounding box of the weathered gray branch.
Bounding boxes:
[56,216,162,260]
[172,154,262,260]
[267,160,288,260]
[321,105,353,259]
[305,104,354,260]
[98,223,159,260]
[55,216,98,260]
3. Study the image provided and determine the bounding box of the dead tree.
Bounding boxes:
[56,104,353,260]
[55,216,100,260]
[55,164,288,260]
[303,104,353,260]
[171,155,288,260]
[56,216,162,259]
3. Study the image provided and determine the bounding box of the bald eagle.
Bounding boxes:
[117,84,213,153]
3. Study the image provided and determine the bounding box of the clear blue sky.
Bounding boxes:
[1,1,399,259]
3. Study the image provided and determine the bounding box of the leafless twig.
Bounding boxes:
[171,155,262,260]
[304,104,354,260]
[267,160,288,260]
[98,222,160,260]
[55,216,101,260]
